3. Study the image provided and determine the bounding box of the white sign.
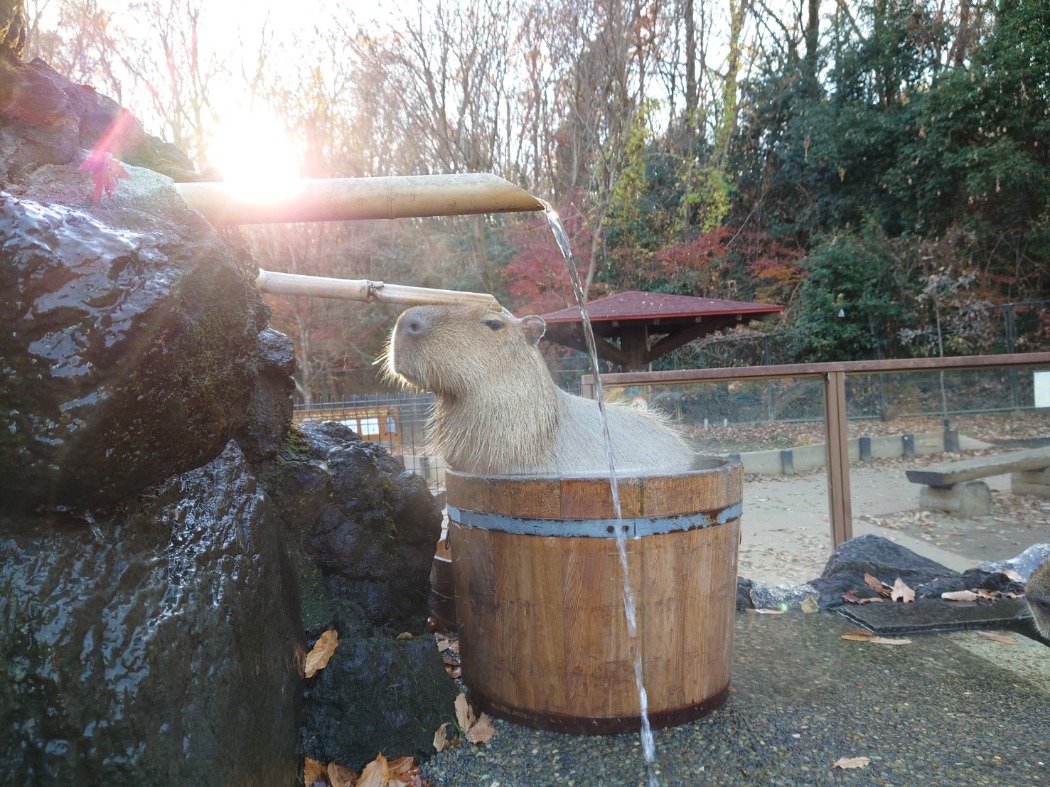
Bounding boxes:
[1034,371,1050,407]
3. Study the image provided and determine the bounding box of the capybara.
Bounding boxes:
[1025,559,1050,639]
[384,303,696,475]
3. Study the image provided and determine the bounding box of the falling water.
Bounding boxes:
[541,203,658,787]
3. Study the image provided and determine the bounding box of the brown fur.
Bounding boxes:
[1025,559,1050,639]
[384,303,695,475]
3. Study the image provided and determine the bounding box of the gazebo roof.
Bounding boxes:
[538,290,783,371]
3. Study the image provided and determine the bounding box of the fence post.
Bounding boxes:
[824,370,852,548]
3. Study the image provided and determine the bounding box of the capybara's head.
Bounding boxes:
[386,304,548,398]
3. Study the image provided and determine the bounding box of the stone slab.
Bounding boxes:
[835,597,1029,634]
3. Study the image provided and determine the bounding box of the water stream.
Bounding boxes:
[541,204,658,787]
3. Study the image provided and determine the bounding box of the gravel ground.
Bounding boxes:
[421,612,1050,786]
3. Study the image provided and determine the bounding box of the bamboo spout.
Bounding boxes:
[256,270,501,310]
[174,173,544,225]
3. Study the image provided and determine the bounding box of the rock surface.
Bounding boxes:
[261,421,456,768]
[0,176,267,511]
[0,442,302,785]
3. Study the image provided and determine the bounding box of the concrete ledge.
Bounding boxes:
[735,431,986,476]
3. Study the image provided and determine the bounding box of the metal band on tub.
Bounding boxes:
[445,502,743,538]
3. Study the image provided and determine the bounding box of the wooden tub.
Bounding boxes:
[445,457,742,733]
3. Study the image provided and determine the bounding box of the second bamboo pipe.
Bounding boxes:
[256,270,501,310]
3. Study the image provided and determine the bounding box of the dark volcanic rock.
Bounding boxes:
[0,178,267,511]
[0,441,302,785]
[809,533,959,607]
[266,421,443,633]
[300,635,458,771]
[236,327,296,463]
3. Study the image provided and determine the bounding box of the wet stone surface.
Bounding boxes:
[421,611,1050,785]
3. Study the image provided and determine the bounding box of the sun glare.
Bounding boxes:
[206,108,302,201]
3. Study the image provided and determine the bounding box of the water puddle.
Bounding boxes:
[541,203,658,786]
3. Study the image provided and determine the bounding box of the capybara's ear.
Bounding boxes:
[521,315,546,346]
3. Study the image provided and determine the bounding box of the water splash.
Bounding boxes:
[542,203,657,786]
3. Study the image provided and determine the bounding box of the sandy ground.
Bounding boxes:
[740,455,1050,585]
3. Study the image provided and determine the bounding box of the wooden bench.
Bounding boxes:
[905,446,1050,516]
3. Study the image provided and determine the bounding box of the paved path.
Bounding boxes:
[740,464,1013,585]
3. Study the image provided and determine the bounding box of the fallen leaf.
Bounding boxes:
[841,630,911,645]
[454,693,496,745]
[752,608,786,614]
[304,630,339,679]
[357,753,389,787]
[437,639,451,652]
[304,757,329,786]
[326,761,358,787]
[842,589,884,605]
[801,596,819,614]
[466,712,496,744]
[1003,568,1024,583]
[78,151,130,201]
[832,755,871,769]
[864,572,891,597]
[976,631,1019,645]
[890,577,915,603]
[455,693,475,732]
[396,631,413,640]
[975,588,996,601]
[941,590,979,602]
[868,636,912,645]
[433,721,451,752]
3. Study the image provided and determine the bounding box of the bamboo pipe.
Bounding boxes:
[256,269,501,310]
[173,173,544,225]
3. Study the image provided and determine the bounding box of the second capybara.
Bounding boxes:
[384,303,696,475]
[1025,558,1050,639]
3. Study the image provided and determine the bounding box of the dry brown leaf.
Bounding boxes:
[396,632,413,641]
[433,721,450,752]
[1003,568,1024,583]
[890,577,915,603]
[436,639,450,653]
[976,588,996,601]
[941,590,979,602]
[832,755,871,769]
[454,693,496,745]
[304,630,339,679]
[304,757,330,786]
[976,631,1020,645]
[357,753,389,787]
[454,693,475,732]
[841,631,911,645]
[868,636,912,645]
[841,633,876,642]
[752,608,786,615]
[326,761,358,787]
[842,590,884,605]
[864,572,891,597]
[466,712,496,744]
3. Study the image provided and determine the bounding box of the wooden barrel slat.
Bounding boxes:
[448,459,741,734]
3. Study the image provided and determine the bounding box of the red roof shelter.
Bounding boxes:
[539,290,783,371]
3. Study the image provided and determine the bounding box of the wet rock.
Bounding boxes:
[979,542,1050,581]
[0,441,301,785]
[1,56,196,183]
[260,422,454,765]
[741,579,820,611]
[235,327,296,463]
[0,179,267,511]
[300,635,458,770]
[264,421,443,633]
[809,534,958,608]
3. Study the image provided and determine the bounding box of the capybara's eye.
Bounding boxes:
[483,319,505,331]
